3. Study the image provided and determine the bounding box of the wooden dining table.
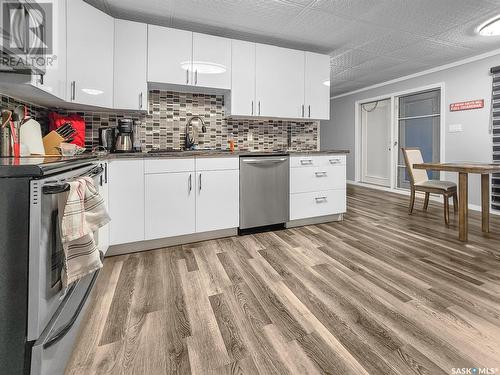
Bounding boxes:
[413,162,500,242]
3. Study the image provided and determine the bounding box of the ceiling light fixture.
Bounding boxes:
[180,61,226,74]
[323,80,330,87]
[477,15,500,36]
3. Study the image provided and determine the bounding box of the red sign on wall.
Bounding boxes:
[449,99,484,112]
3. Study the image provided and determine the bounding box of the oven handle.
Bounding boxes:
[42,269,100,349]
[42,166,104,195]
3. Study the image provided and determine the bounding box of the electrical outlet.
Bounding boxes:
[449,124,463,133]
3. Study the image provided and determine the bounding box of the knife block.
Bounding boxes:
[42,131,64,156]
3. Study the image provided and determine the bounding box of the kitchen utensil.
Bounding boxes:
[42,131,65,155]
[0,126,11,156]
[19,118,45,155]
[1,110,12,128]
[13,105,25,125]
[9,116,20,158]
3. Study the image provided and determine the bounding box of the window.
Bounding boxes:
[397,89,441,189]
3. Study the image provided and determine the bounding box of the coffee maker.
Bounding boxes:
[114,118,134,152]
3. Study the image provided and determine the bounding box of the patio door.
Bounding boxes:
[361,98,392,187]
[397,89,441,188]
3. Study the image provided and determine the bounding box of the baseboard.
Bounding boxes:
[347,180,500,216]
[286,214,343,228]
[106,228,238,257]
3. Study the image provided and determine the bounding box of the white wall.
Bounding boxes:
[321,52,500,207]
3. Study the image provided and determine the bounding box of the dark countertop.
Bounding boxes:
[0,149,349,178]
[0,155,98,178]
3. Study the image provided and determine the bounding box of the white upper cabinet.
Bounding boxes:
[147,25,193,85]
[305,52,330,120]
[255,44,305,119]
[230,40,256,116]
[30,0,66,100]
[192,33,231,89]
[66,0,114,107]
[114,19,147,110]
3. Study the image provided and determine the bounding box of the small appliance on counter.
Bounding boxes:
[99,127,115,152]
[114,118,134,153]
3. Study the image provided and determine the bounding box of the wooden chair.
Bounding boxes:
[402,148,458,226]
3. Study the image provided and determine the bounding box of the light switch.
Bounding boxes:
[449,124,463,133]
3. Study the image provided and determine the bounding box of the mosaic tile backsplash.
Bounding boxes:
[1,91,319,152]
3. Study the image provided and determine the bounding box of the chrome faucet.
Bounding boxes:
[185,115,207,149]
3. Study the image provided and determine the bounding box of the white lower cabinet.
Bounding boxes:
[289,154,347,221]
[108,160,145,245]
[145,172,195,240]
[196,169,239,232]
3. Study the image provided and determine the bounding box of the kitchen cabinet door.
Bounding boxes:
[98,162,110,255]
[108,160,145,245]
[114,19,147,110]
[66,0,114,107]
[30,0,67,100]
[192,33,231,89]
[231,40,256,116]
[145,172,195,240]
[255,44,305,119]
[196,169,239,233]
[305,52,330,120]
[148,25,192,86]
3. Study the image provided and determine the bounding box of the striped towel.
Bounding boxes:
[58,176,110,289]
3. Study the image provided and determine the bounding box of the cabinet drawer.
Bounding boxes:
[290,189,346,220]
[196,157,239,171]
[290,154,346,168]
[144,158,195,174]
[290,165,345,193]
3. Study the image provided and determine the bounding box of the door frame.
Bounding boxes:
[354,82,446,190]
[360,98,392,187]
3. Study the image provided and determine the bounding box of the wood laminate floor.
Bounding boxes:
[66,186,500,375]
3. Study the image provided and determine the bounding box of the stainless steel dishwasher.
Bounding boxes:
[239,155,289,230]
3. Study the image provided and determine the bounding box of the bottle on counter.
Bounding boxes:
[228,132,235,152]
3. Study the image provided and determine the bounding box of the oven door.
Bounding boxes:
[27,163,103,341]
[30,269,99,375]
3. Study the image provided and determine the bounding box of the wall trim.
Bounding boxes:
[331,47,500,100]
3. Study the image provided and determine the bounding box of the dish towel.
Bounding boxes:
[58,176,111,290]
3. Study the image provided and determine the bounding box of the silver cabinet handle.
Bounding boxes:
[258,101,261,115]
[308,105,311,118]
[195,70,198,85]
[139,92,143,109]
[251,101,254,115]
[242,157,287,164]
[199,173,202,191]
[188,174,192,192]
[315,171,327,177]
[302,104,305,117]
[315,196,327,202]
[186,69,189,84]
[300,159,313,165]
[71,81,76,101]
[329,158,342,164]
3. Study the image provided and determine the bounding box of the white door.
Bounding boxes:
[192,33,231,89]
[145,172,195,240]
[361,99,392,187]
[114,19,147,110]
[196,170,239,233]
[147,25,192,85]
[256,44,305,118]
[97,162,110,255]
[108,160,145,245]
[30,0,66,100]
[304,52,330,120]
[230,40,256,116]
[67,0,114,107]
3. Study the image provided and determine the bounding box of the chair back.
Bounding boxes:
[402,148,428,186]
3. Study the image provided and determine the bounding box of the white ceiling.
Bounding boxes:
[86,0,500,96]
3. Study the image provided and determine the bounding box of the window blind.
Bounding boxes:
[491,66,500,211]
